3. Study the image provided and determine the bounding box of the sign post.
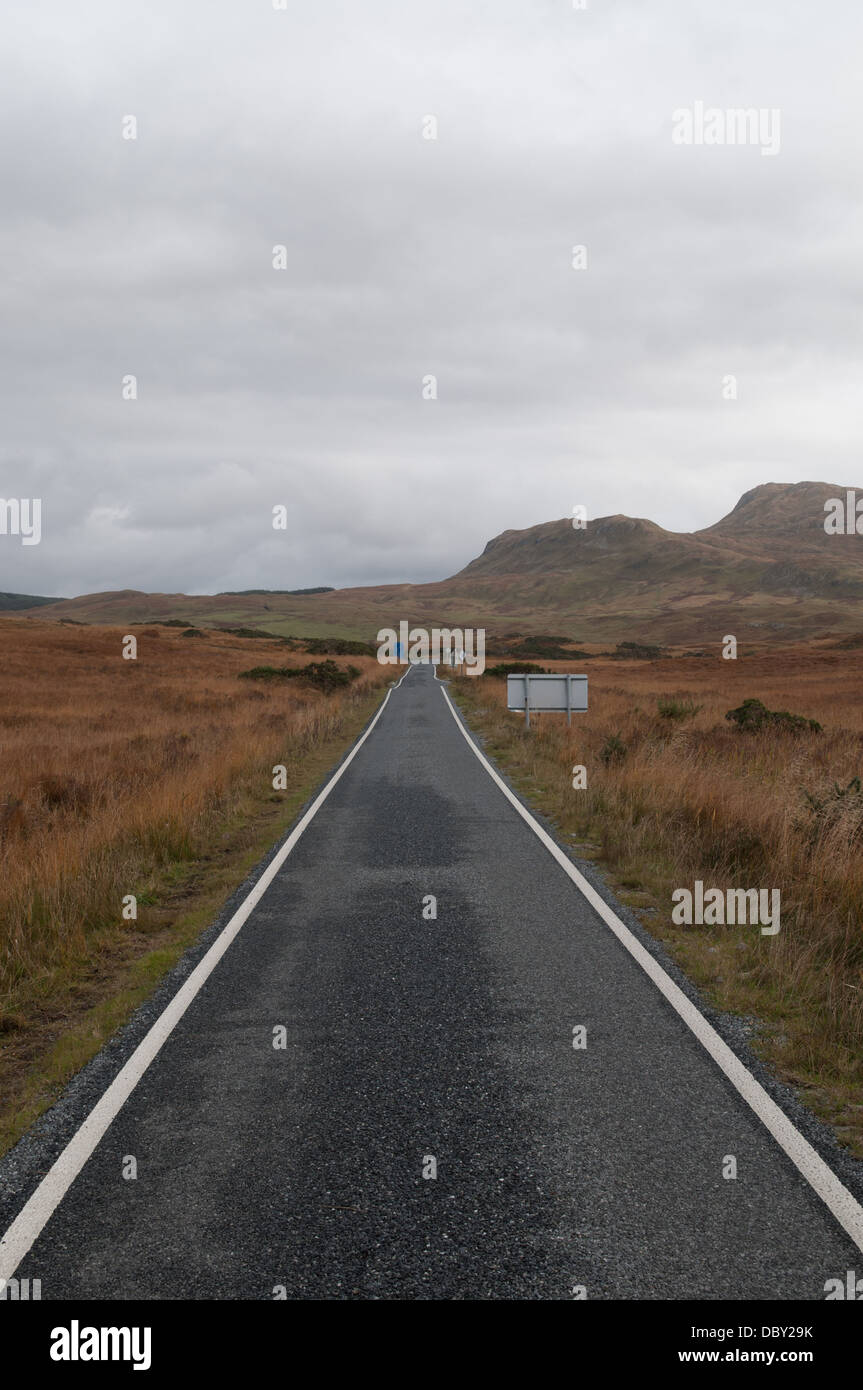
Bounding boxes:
[507,673,588,728]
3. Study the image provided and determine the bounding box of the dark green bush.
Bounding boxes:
[725,698,822,734]
[304,637,375,657]
[486,662,547,678]
[612,641,663,660]
[220,626,288,641]
[238,659,360,693]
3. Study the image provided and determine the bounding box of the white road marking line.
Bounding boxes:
[0,676,403,1283]
[392,663,415,689]
[438,675,863,1255]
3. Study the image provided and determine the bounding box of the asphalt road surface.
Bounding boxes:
[2,662,862,1300]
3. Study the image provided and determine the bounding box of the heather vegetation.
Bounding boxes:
[238,659,361,691]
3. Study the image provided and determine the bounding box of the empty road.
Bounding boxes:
[1,662,862,1300]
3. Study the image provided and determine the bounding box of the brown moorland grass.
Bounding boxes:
[452,643,863,1154]
[0,619,391,1150]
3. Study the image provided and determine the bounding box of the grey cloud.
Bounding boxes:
[0,0,860,596]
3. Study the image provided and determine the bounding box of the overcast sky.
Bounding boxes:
[1,0,860,598]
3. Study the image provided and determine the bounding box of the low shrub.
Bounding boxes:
[304,637,376,657]
[725,698,822,733]
[238,660,361,693]
[612,641,663,660]
[657,697,702,722]
[486,662,547,678]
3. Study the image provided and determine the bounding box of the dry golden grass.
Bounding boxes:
[454,643,863,1153]
[0,619,390,1032]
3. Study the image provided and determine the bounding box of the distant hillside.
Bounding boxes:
[218,587,335,597]
[18,482,863,644]
[0,592,61,611]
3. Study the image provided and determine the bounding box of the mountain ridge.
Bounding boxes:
[4,482,861,644]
